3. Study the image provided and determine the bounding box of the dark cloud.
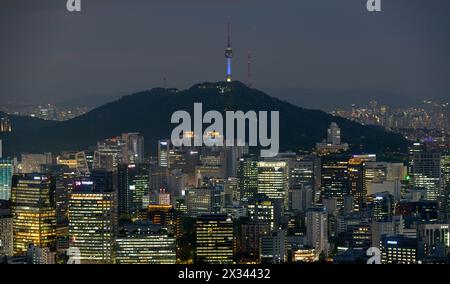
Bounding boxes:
[0,0,449,104]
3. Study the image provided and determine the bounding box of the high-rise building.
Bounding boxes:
[118,163,150,219]
[94,137,124,171]
[68,172,116,264]
[195,214,234,264]
[306,206,329,258]
[115,222,176,264]
[0,159,13,200]
[321,157,349,210]
[41,164,76,252]
[260,229,287,264]
[257,161,289,208]
[417,223,449,257]
[348,158,365,211]
[0,212,13,257]
[11,174,56,255]
[288,156,321,198]
[186,187,224,216]
[237,156,258,202]
[380,235,420,264]
[240,221,271,261]
[289,184,313,213]
[442,151,450,189]
[56,151,90,174]
[410,143,441,201]
[122,133,144,164]
[248,197,275,230]
[26,244,55,264]
[327,122,341,145]
[158,140,170,168]
[368,192,395,221]
[20,153,52,173]
[364,162,387,192]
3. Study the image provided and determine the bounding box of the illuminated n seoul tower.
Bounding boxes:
[224,21,233,82]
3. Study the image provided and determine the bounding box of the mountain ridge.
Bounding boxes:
[0,81,409,157]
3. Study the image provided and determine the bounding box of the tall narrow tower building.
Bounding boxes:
[224,22,233,82]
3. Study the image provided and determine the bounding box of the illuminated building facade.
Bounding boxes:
[410,143,441,201]
[118,163,150,219]
[348,158,365,211]
[195,214,234,264]
[257,161,289,208]
[121,132,144,164]
[306,206,329,258]
[20,153,52,174]
[0,159,13,200]
[11,174,56,255]
[186,187,224,216]
[0,213,13,257]
[321,158,349,210]
[260,229,287,264]
[94,137,124,171]
[0,117,12,132]
[380,235,420,264]
[68,174,116,264]
[115,223,176,264]
[247,198,275,230]
[237,156,258,202]
[417,224,450,257]
[293,248,316,263]
[158,139,170,168]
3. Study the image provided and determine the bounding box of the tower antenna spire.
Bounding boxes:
[224,20,233,83]
[227,21,231,48]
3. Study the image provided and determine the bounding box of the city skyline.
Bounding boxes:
[1,0,449,267]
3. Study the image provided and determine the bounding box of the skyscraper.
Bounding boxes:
[348,158,366,211]
[410,143,441,201]
[0,159,12,200]
[94,136,123,171]
[195,214,234,264]
[224,21,233,82]
[117,163,150,219]
[260,229,287,264]
[306,206,329,258]
[122,133,144,164]
[257,161,289,208]
[68,172,116,264]
[321,157,349,210]
[0,212,13,257]
[11,174,56,255]
[158,139,170,168]
[237,156,258,202]
[247,197,275,230]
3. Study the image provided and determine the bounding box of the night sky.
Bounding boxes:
[1,0,449,105]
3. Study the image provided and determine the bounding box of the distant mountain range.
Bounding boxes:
[0,81,409,157]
